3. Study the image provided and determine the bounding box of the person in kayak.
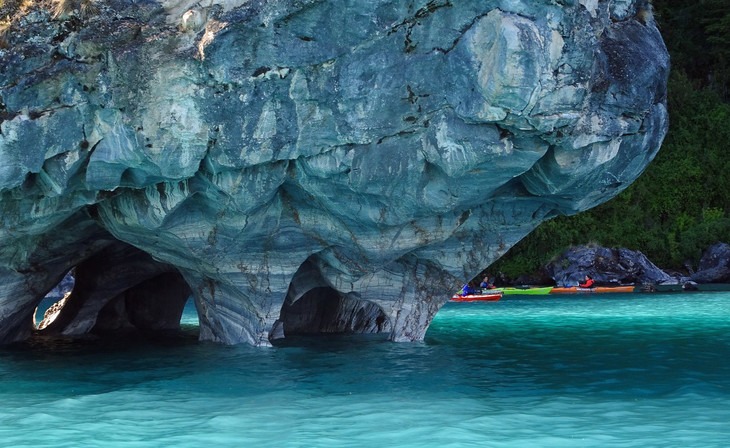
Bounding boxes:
[480,276,495,291]
[579,275,594,288]
[460,282,478,296]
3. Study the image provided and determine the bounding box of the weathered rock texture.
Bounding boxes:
[43,271,75,300]
[0,0,669,345]
[545,245,672,286]
[691,243,730,284]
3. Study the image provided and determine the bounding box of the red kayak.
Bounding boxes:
[450,291,503,302]
[550,285,635,294]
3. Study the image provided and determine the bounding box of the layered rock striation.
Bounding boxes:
[0,0,669,345]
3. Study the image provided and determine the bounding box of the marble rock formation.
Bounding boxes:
[0,0,669,345]
[43,271,75,300]
[545,245,672,287]
[691,243,730,284]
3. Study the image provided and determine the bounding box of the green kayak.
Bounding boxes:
[493,286,554,295]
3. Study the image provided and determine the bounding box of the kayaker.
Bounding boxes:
[460,282,477,296]
[480,276,495,290]
[579,275,594,288]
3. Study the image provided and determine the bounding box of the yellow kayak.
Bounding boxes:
[493,286,554,295]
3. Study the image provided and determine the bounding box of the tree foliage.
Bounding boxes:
[490,0,730,280]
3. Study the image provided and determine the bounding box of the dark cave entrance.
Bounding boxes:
[33,241,198,342]
[278,286,391,338]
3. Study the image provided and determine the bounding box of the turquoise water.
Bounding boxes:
[3,293,730,447]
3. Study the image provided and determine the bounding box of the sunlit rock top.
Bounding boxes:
[0,0,668,345]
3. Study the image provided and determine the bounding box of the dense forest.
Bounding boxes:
[490,0,730,280]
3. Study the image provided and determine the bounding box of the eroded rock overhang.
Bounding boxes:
[0,0,669,345]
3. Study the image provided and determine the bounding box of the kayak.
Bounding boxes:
[450,291,503,302]
[494,286,553,295]
[550,285,635,294]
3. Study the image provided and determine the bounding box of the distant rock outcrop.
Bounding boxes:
[44,272,75,300]
[691,243,730,284]
[546,246,672,286]
[0,0,669,345]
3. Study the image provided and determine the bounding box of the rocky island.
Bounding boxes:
[0,0,669,346]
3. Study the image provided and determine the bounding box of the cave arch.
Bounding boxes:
[35,241,195,340]
[278,286,391,337]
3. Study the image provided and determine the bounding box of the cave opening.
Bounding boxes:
[35,270,75,330]
[32,241,199,344]
[278,286,391,341]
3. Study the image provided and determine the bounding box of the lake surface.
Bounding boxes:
[2,293,730,447]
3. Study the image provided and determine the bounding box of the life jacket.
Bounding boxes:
[580,278,594,288]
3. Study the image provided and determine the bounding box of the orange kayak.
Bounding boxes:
[550,286,635,294]
[450,291,503,302]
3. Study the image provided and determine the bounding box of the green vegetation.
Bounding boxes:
[490,0,730,279]
[0,0,97,27]
[52,0,99,19]
[0,1,29,36]
[0,1,34,45]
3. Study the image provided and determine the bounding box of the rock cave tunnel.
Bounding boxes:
[32,229,394,345]
[0,0,671,349]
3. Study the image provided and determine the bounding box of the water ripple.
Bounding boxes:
[2,293,730,446]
